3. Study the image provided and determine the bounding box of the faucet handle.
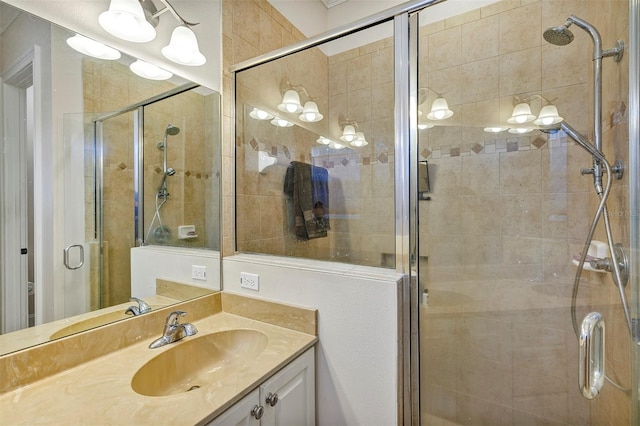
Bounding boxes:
[166,310,187,326]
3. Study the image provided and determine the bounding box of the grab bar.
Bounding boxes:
[579,312,605,399]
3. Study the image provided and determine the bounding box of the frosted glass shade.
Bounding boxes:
[66,35,121,60]
[161,26,206,66]
[350,132,369,147]
[249,108,274,120]
[426,97,453,120]
[278,90,303,113]
[534,104,563,126]
[129,60,172,80]
[98,0,156,43]
[507,102,536,124]
[339,125,357,142]
[299,101,324,122]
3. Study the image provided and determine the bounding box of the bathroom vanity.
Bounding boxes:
[0,291,317,425]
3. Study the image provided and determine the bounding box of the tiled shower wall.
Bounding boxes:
[418,1,631,425]
[82,59,216,307]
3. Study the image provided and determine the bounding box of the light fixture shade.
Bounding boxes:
[534,104,563,126]
[484,126,508,133]
[161,26,206,66]
[299,101,324,122]
[426,97,453,120]
[329,141,345,150]
[129,60,173,80]
[350,132,369,147]
[317,136,332,145]
[66,35,121,60]
[278,90,303,113]
[249,108,274,120]
[98,0,156,43]
[508,127,534,134]
[507,102,536,124]
[270,117,293,127]
[340,125,357,142]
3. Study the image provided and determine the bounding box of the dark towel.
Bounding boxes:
[284,161,330,240]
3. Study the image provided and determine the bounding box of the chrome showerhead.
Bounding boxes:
[166,167,176,176]
[165,124,180,136]
[543,21,575,46]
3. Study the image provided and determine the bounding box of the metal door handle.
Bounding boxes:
[579,312,605,399]
[63,244,84,270]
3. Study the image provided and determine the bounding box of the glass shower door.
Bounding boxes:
[415,1,635,424]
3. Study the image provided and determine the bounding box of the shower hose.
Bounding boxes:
[571,156,632,394]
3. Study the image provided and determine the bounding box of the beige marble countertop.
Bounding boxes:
[0,294,317,425]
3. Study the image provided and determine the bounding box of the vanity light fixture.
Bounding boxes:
[426,97,454,120]
[66,34,121,60]
[99,0,206,66]
[129,59,173,80]
[534,104,564,126]
[299,101,324,122]
[249,107,274,120]
[99,0,156,42]
[329,141,345,150]
[507,102,536,124]
[161,25,206,66]
[271,117,294,127]
[316,136,332,145]
[484,126,508,133]
[350,132,369,147]
[508,127,534,134]
[339,124,357,142]
[278,89,304,113]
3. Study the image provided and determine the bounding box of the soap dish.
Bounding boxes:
[178,225,198,240]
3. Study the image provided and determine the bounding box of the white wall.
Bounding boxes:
[4,0,222,92]
[223,254,404,426]
[130,246,221,299]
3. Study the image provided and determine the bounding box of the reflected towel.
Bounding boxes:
[284,161,329,240]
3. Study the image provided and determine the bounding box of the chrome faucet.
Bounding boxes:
[125,297,151,316]
[149,310,198,349]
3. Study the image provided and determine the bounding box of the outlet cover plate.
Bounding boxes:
[240,272,259,291]
[192,265,207,281]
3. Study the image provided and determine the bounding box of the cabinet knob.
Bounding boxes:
[251,405,264,420]
[266,392,279,407]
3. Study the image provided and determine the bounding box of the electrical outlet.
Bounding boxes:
[191,265,207,281]
[240,272,259,291]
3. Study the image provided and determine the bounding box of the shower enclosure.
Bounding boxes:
[64,82,220,312]
[233,0,638,424]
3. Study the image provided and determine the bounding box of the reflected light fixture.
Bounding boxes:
[271,117,293,127]
[426,97,454,120]
[161,25,206,66]
[350,132,369,147]
[484,126,508,133]
[249,107,274,120]
[98,0,156,42]
[339,124,357,142]
[329,141,345,150]
[278,90,303,113]
[507,102,536,124]
[129,59,172,80]
[508,127,534,134]
[534,104,563,126]
[317,136,332,145]
[66,34,121,60]
[299,101,324,122]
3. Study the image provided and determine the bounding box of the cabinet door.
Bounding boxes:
[207,388,261,426]
[260,347,315,426]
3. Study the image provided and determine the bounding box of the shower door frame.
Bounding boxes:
[230,0,640,423]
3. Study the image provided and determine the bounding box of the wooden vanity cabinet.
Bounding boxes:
[207,347,315,426]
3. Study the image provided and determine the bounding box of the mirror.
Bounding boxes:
[0,2,221,355]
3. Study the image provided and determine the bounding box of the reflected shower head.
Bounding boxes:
[166,167,176,176]
[543,21,575,46]
[165,124,180,136]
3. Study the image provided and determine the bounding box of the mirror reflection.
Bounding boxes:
[0,2,221,355]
